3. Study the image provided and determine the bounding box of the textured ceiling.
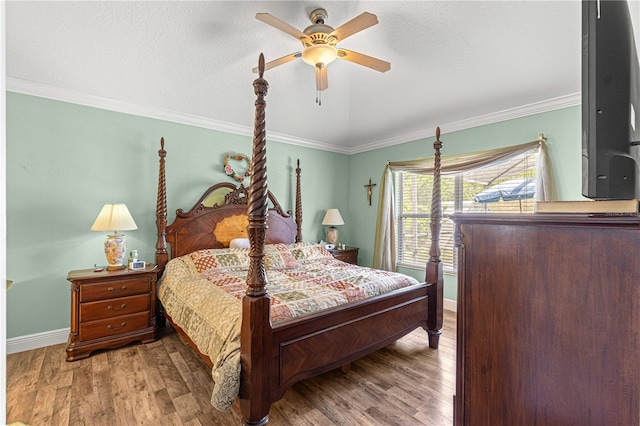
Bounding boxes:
[6,1,584,153]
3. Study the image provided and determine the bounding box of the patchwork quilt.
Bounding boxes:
[157,242,419,411]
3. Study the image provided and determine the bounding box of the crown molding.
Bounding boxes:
[6,78,351,154]
[7,78,578,156]
[347,92,581,154]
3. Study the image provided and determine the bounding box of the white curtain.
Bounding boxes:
[372,138,556,271]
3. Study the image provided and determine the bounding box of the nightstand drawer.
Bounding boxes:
[327,247,359,265]
[80,312,150,341]
[80,294,150,322]
[331,251,357,264]
[80,278,150,302]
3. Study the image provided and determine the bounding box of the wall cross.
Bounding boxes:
[364,178,377,206]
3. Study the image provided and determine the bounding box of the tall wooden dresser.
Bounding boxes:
[452,213,640,425]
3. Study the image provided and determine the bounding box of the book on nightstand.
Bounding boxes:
[534,199,639,215]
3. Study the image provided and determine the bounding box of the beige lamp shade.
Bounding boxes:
[91,204,138,233]
[91,204,138,270]
[322,209,344,245]
[321,209,345,226]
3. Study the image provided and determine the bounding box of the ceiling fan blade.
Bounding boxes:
[337,48,391,73]
[315,65,328,91]
[256,13,309,41]
[330,12,378,42]
[252,52,302,73]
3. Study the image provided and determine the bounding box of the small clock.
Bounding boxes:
[129,260,146,271]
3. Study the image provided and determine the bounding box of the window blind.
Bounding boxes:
[396,146,539,272]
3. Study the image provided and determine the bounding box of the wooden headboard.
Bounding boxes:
[154,138,303,271]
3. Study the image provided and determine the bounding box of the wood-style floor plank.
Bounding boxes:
[29,382,56,425]
[6,310,456,425]
[68,356,97,426]
[50,384,72,426]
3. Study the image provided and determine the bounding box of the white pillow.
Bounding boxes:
[230,238,250,248]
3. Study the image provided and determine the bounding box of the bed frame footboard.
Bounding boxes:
[271,283,431,397]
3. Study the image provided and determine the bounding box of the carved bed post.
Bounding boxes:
[295,159,303,242]
[156,137,168,271]
[426,127,444,349]
[240,53,272,426]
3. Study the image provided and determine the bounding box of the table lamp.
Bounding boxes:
[91,204,138,270]
[321,208,344,245]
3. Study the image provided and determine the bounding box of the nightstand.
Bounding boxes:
[66,265,159,361]
[327,246,359,265]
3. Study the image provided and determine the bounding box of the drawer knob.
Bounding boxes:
[107,322,126,331]
[107,285,127,292]
[107,304,127,311]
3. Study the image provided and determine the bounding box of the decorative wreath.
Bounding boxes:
[224,153,252,182]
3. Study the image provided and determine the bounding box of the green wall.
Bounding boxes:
[6,91,582,339]
[5,92,348,338]
[347,106,582,301]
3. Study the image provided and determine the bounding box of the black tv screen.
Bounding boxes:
[582,0,640,199]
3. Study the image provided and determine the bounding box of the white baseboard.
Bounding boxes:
[6,299,457,354]
[444,298,457,313]
[7,328,69,354]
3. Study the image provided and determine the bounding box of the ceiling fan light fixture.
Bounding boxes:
[255,8,389,105]
[302,44,337,67]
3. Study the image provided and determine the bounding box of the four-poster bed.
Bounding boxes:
[154,54,444,425]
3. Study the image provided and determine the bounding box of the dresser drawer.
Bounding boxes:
[80,278,150,302]
[80,294,150,322]
[79,312,150,341]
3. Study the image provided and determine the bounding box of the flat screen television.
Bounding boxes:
[582,0,640,199]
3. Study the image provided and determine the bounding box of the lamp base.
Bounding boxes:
[104,233,127,270]
[326,226,339,246]
[106,265,126,271]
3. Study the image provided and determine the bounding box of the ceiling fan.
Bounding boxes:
[253,8,391,104]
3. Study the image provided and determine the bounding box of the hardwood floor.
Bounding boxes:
[7,310,456,425]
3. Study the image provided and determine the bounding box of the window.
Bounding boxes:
[395,147,538,272]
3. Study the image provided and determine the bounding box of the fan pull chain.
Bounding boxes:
[316,90,322,106]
